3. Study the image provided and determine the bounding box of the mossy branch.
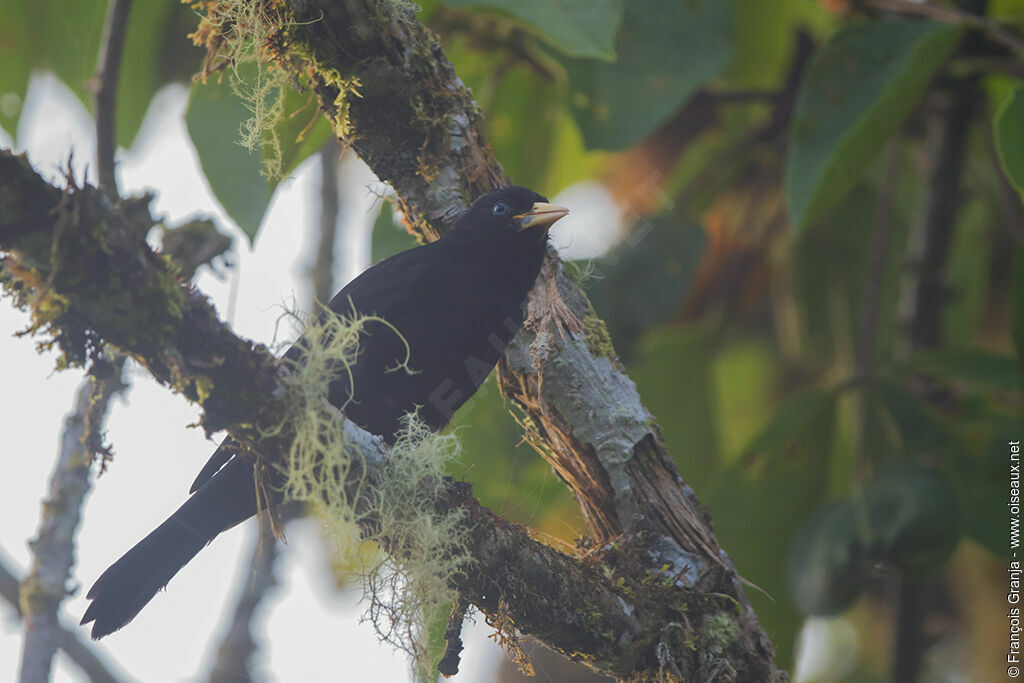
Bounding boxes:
[195,1,785,679]
[0,149,781,679]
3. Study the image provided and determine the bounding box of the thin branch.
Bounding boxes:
[93,0,133,197]
[1,552,124,683]
[853,140,901,479]
[18,362,125,683]
[892,75,976,682]
[205,516,283,683]
[677,31,815,210]
[897,89,974,353]
[19,3,134,677]
[310,139,342,307]
[437,597,469,677]
[861,0,1024,58]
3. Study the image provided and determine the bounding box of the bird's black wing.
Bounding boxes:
[189,240,506,491]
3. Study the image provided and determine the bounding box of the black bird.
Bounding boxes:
[80,186,567,639]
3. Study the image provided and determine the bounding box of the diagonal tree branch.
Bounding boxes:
[245,1,781,676]
[18,373,124,683]
[0,149,780,679]
[270,0,727,572]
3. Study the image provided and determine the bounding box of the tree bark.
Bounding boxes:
[0,0,786,677]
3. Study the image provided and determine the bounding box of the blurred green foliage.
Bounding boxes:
[185,61,333,241]
[5,0,1024,679]
[785,20,962,229]
[0,0,198,146]
[557,0,734,150]
[445,0,624,60]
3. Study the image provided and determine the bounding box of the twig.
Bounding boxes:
[2,551,124,683]
[310,139,342,307]
[861,0,1024,59]
[93,0,133,197]
[853,140,901,478]
[205,514,284,683]
[891,74,975,682]
[896,88,974,353]
[677,31,814,209]
[429,6,560,83]
[19,359,126,683]
[437,597,469,677]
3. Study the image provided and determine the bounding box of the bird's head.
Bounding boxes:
[454,186,569,238]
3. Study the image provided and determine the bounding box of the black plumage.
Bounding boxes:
[80,186,567,639]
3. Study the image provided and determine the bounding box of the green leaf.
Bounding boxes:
[787,500,862,616]
[0,0,33,135]
[277,85,334,178]
[185,63,333,242]
[484,65,561,188]
[860,461,961,573]
[587,214,707,360]
[449,377,582,534]
[910,349,1023,394]
[995,83,1024,192]
[875,379,1010,558]
[371,201,416,264]
[726,0,836,89]
[116,1,180,148]
[559,0,734,150]
[708,388,838,668]
[26,2,199,148]
[712,341,780,460]
[414,599,452,683]
[40,0,107,109]
[185,68,274,241]
[446,0,623,60]
[942,199,990,345]
[785,21,962,230]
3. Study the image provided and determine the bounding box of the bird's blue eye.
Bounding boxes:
[492,201,510,216]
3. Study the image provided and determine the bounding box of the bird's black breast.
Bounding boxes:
[324,234,542,441]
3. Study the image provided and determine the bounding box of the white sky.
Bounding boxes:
[0,73,530,683]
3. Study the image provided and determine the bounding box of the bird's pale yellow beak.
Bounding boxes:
[515,202,569,231]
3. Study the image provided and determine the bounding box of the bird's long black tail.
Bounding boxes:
[80,457,258,639]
